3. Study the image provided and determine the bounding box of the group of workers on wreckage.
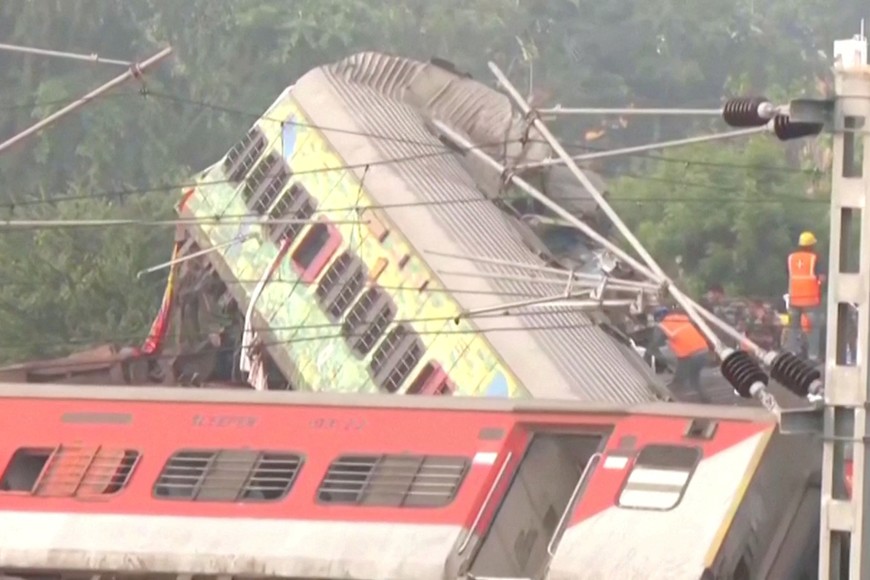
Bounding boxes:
[644,231,834,401]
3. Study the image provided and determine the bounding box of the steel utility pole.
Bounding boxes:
[0,45,173,155]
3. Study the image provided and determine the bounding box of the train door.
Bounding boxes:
[467,431,603,579]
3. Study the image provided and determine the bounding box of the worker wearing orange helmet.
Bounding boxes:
[785,231,826,361]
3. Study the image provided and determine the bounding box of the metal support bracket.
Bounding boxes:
[789,98,836,126]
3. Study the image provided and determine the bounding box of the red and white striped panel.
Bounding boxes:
[549,430,769,580]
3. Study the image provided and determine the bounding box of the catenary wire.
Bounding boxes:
[146,90,821,175]
[0,315,629,372]
[0,155,830,224]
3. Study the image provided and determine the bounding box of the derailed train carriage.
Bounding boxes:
[0,383,820,580]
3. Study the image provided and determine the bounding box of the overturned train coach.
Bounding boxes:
[0,384,820,580]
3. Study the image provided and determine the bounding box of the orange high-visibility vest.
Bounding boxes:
[659,313,710,358]
[788,250,821,307]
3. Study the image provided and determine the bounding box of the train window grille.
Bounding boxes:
[223,127,266,182]
[241,151,281,206]
[316,251,367,321]
[0,445,139,497]
[317,454,469,507]
[269,182,316,243]
[250,159,291,215]
[342,287,396,357]
[617,444,701,511]
[153,449,302,502]
[370,324,424,393]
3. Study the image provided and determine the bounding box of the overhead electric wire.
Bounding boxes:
[0,92,824,215]
[0,315,625,373]
[0,158,829,223]
[146,89,817,175]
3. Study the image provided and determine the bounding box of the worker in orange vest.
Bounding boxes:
[785,231,826,361]
[644,307,712,403]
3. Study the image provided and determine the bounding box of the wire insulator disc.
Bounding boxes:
[721,350,768,398]
[773,115,823,141]
[723,97,770,127]
[770,352,821,397]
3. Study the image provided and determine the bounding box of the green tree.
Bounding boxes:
[0,0,859,360]
[611,137,829,298]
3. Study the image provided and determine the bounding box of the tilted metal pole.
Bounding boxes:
[0,42,132,67]
[537,106,724,117]
[432,120,767,360]
[0,46,173,155]
[517,127,768,170]
[489,62,726,353]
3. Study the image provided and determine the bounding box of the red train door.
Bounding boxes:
[466,430,605,579]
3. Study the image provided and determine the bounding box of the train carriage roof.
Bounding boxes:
[0,383,779,422]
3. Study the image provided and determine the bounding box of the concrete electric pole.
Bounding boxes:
[817,30,870,580]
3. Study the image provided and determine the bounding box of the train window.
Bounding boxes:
[617,444,701,511]
[269,182,316,244]
[0,448,52,492]
[342,287,397,357]
[0,446,139,497]
[291,220,342,284]
[407,361,455,395]
[153,449,302,502]
[316,251,367,321]
[317,454,469,507]
[222,127,267,182]
[250,161,290,215]
[242,151,281,205]
[370,324,425,393]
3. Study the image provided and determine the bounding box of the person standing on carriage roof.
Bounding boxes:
[644,306,713,403]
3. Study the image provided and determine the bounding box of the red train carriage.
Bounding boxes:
[0,384,819,580]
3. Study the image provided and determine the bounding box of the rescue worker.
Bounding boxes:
[644,307,712,403]
[779,309,811,354]
[786,231,826,362]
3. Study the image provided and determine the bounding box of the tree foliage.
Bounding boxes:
[0,0,857,360]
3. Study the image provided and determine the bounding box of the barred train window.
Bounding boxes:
[269,182,316,243]
[242,151,281,205]
[250,161,290,214]
[317,454,469,507]
[316,251,367,321]
[342,287,396,357]
[369,324,424,393]
[153,449,302,502]
[0,446,139,497]
[617,445,700,511]
[223,127,266,182]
